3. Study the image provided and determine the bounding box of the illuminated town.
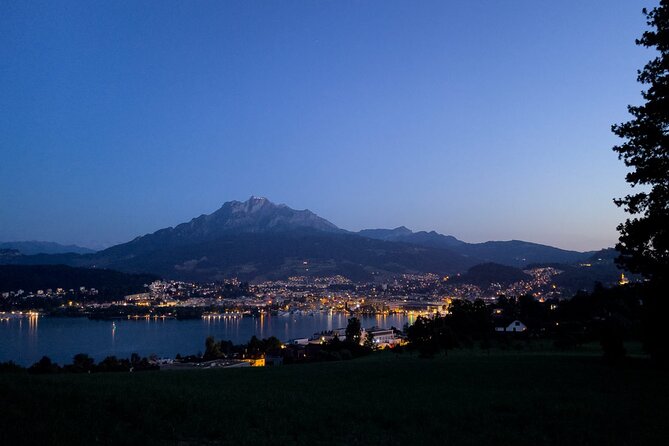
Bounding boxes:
[0,267,572,322]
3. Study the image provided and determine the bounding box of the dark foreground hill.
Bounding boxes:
[0,349,666,445]
[0,264,157,295]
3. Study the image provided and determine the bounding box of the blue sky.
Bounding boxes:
[0,0,655,251]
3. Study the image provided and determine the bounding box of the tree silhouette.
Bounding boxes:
[69,353,95,373]
[612,2,669,364]
[204,335,223,359]
[363,330,375,350]
[612,2,669,281]
[345,317,361,344]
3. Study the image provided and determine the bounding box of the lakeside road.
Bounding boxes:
[1,348,668,445]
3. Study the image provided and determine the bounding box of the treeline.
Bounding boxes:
[200,317,375,364]
[0,353,159,375]
[198,335,283,361]
[308,317,376,362]
[404,283,645,363]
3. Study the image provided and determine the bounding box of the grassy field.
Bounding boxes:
[1,346,668,445]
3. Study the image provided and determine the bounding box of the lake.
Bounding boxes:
[0,313,414,366]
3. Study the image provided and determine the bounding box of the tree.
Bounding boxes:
[0,360,24,374]
[68,353,95,373]
[612,2,669,364]
[363,330,375,350]
[130,353,141,366]
[345,317,362,344]
[405,316,439,358]
[28,356,60,374]
[204,335,223,360]
[612,2,669,281]
[97,356,130,372]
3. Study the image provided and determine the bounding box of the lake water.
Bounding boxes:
[0,313,413,366]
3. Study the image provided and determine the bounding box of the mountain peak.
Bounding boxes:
[228,196,277,214]
[148,198,341,241]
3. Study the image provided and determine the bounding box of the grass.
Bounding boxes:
[0,345,667,445]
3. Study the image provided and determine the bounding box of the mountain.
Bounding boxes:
[0,197,604,283]
[450,263,531,287]
[587,248,619,262]
[358,227,591,267]
[0,264,157,296]
[41,197,470,281]
[101,196,340,258]
[0,241,96,255]
[454,240,592,267]
[524,248,630,293]
[358,226,413,240]
[95,232,474,282]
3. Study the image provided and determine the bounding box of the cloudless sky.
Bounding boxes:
[0,0,656,251]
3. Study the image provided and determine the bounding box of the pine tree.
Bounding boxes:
[612,1,669,364]
[612,1,669,280]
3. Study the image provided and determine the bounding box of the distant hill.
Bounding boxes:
[525,248,629,293]
[0,264,158,295]
[450,263,531,287]
[587,248,619,262]
[0,241,96,255]
[358,226,413,241]
[359,227,465,250]
[358,228,591,267]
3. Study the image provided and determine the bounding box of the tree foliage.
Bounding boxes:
[345,317,362,344]
[611,1,669,281]
[612,1,669,364]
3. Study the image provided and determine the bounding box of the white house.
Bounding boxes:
[495,320,527,333]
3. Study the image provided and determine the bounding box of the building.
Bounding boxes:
[495,320,527,333]
[363,327,403,348]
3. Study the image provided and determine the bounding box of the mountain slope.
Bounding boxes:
[0,198,602,282]
[0,264,157,295]
[90,231,475,282]
[358,227,591,267]
[0,241,95,255]
[450,263,531,287]
[79,197,475,281]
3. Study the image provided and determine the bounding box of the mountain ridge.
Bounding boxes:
[0,241,96,255]
[0,197,603,281]
[357,226,593,267]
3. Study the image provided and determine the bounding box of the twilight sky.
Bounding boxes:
[0,0,655,251]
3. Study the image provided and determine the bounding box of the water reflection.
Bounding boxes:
[28,313,38,341]
[0,313,411,366]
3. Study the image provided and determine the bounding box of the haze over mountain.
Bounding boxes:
[0,197,601,282]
